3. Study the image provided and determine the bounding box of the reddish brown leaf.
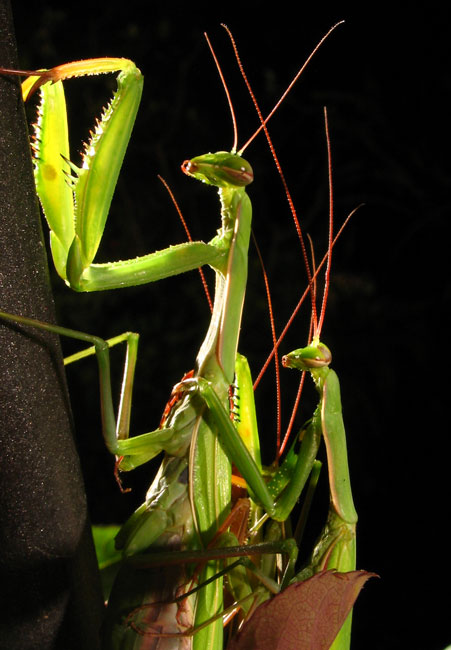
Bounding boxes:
[227,570,376,650]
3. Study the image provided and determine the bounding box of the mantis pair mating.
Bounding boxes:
[0,22,369,650]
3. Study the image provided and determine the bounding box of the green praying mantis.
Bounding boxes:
[0,22,368,649]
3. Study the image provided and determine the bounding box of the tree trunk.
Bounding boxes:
[0,1,104,647]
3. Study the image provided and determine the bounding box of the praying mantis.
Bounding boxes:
[0,22,369,649]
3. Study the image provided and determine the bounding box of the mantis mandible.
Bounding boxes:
[0,22,363,649]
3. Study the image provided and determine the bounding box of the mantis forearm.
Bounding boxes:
[73,240,226,291]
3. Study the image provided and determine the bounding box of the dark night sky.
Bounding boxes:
[7,3,451,648]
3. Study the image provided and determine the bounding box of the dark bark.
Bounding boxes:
[0,1,103,647]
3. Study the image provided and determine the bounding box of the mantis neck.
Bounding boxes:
[311,365,330,392]
[196,185,252,386]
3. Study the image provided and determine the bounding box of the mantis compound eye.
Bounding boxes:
[181,160,194,175]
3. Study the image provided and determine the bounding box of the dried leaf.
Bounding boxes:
[227,570,376,650]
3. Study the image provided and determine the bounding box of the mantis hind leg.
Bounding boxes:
[0,310,186,468]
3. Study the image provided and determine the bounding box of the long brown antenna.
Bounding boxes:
[222,22,321,331]
[279,371,307,458]
[316,107,334,338]
[158,175,213,313]
[204,32,238,153]
[251,233,282,452]
[254,206,360,386]
[239,21,345,153]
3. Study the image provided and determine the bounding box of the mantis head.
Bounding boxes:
[282,339,332,372]
[181,152,253,188]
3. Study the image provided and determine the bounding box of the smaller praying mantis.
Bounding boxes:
[282,338,357,650]
[271,131,359,648]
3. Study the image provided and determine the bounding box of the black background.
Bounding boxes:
[6,3,451,649]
